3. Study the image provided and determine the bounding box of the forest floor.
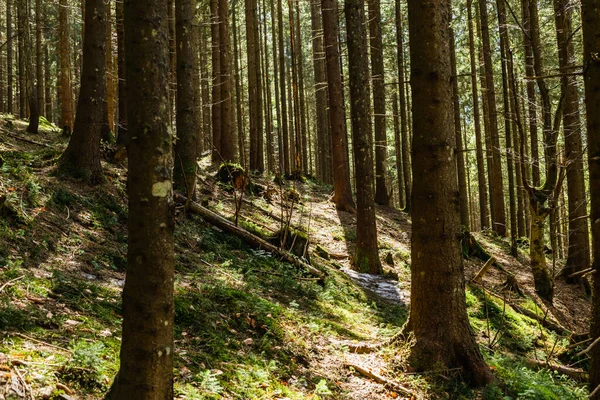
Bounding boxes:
[0,114,592,399]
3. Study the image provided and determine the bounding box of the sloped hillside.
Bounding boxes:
[0,115,591,399]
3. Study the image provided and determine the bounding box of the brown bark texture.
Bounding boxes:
[345,0,380,274]
[406,0,493,386]
[105,0,175,397]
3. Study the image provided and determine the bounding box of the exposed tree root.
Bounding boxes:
[345,363,415,398]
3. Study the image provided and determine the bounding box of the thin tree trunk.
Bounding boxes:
[467,0,489,230]
[59,0,74,135]
[262,0,275,171]
[322,0,355,213]
[210,0,221,162]
[395,0,411,213]
[19,0,39,133]
[7,0,13,115]
[174,0,201,197]
[232,5,246,167]
[57,0,106,183]
[278,0,290,174]
[345,0,380,274]
[450,28,469,229]
[44,44,53,122]
[496,0,517,255]
[288,0,301,173]
[522,0,540,187]
[295,0,308,175]
[405,0,493,385]
[247,0,264,171]
[478,0,507,236]
[115,0,127,146]
[554,0,590,281]
[219,0,236,162]
[369,0,389,205]
[392,92,404,210]
[35,0,44,117]
[270,0,282,172]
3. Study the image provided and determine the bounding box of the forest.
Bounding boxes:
[0,0,599,398]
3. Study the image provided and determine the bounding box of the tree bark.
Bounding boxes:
[57,0,106,183]
[406,0,493,385]
[115,0,127,147]
[35,0,44,117]
[554,0,590,282]
[232,5,246,167]
[450,28,470,229]
[478,0,506,236]
[395,0,411,213]
[294,0,308,175]
[210,0,221,162]
[278,0,290,174]
[322,0,355,213]
[467,0,489,230]
[19,0,39,133]
[345,0,380,274]
[105,0,175,396]
[59,0,74,135]
[496,0,517,255]
[247,0,264,171]
[174,0,201,197]
[582,0,600,394]
[392,93,404,210]
[6,0,13,115]
[219,0,236,162]
[368,0,389,206]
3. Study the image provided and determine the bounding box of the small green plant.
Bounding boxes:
[60,341,109,390]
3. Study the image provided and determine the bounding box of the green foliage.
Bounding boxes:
[60,341,110,390]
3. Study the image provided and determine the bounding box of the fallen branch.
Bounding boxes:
[472,257,496,283]
[568,267,594,279]
[5,332,71,353]
[3,131,54,149]
[345,363,415,398]
[471,284,571,336]
[0,275,24,294]
[522,358,587,382]
[175,194,325,279]
[344,331,405,354]
[575,335,600,357]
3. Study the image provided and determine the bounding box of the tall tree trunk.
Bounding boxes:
[310,0,330,183]
[35,0,44,117]
[174,0,201,197]
[288,0,302,173]
[345,0,380,274]
[395,0,411,213]
[17,14,26,119]
[262,0,275,171]
[210,0,221,162]
[582,0,600,394]
[57,0,106,183]
[59,0,74,135]
[270,0,281,172]
[478,0,506,236]
[247,0,264,171]
[521,0,540,187]
[105,0,174,396]
[294,0,308,175]
[105,5,115,136]
[115,0,127,146]
[406,0,492,385]
[7,0,13,115]
[496,0,517,255]
[368,0,389,205]
[19,0,39,133]
[278,0,290,174]
[554,0,590,282]
[232,5,246,167]
[219,0,236,162]
[322,0,355,213]
[392,92,404,209]
[450,28,469,229]
[467,0,489,230]
[44,44,53,122]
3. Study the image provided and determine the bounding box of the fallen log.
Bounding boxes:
[345,363,415,398]
[472,257,495,283]
[175,194,325,279]
[472,283,571,336]
[522,358,587,382]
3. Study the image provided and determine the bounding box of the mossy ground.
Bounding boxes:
[0,115,591,399]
